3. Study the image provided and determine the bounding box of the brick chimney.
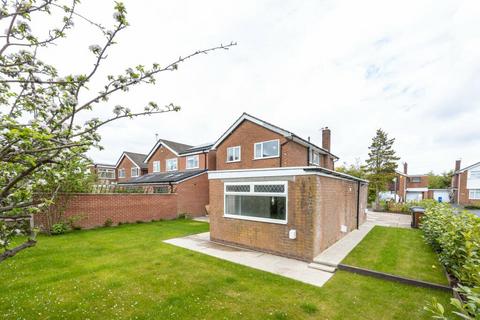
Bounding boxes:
[455,159,461,172]
[322,127,331,151]
[403,162,408,175]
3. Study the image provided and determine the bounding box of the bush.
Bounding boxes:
[465,205,480,210]
[103,218,113,227]
[421,203,480,319]
[51,223,68,235]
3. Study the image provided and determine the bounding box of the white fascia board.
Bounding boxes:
[144,141,180,163]
[211,114,290,149]
[208,167,362,183]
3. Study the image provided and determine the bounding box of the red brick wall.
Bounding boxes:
[177,173,209,216]
[406,176,429,189]
[209,175,367,261]
[147,145,208,173]
[116,156,140,183]
[207,150,217,170]
[35,193,178,229]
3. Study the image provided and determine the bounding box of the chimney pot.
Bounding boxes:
[322,127,331,151]
[403,162,408,175]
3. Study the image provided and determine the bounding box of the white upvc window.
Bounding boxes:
[131,167,140,177]
[254,139,280,159]
[98,168,115,179]
[166,158,178,171]
[186,155,199,169]
[118,168,125,178]
[311,150,320,165]
[224,181,288,224]
[226,146,241,162]
[470,170,480,179]
[469,189,480,200]
[153,161,161,173]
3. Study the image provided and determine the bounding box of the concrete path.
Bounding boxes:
[366,211,411,228]
[164,232,333,287]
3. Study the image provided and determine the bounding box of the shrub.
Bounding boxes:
[51,223,68,235]
[465,205,480,210]
[421,203,480,319]
[103,218,113,227]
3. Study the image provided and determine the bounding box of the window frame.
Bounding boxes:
[469,189,480,200]
[254,139,280,160]
[470,170,480,179]
[131,167,140,177]
[310,150,320,165]
[223,181,288,225]
[98,168,116,179]
[118,168,125,178]
[186,155,200,169]
[226,146,241,163]
[166,158,178,172]
[410,177,421,183]
[152,160,161,173]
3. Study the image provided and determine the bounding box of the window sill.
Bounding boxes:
[223,214,287,225]
[253,155,280,160]
[226,160,241,163]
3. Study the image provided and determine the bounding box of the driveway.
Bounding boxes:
[452,204,480,217]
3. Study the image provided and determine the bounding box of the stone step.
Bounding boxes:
[308,262,337,273]
[312,258,338,268]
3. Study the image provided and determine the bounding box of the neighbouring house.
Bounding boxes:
[452,160,480,206]
[115,139,216,216]
[115,152,148,183]
[89,163,117,184]
[208,113,368,262]
[386,162,450,202]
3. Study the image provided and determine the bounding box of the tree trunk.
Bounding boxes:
[374,185,380,210]
[0,239,36,263]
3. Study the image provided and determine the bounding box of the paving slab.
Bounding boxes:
[164,232,333,287]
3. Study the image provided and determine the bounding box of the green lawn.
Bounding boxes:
[342,226,448,285]
[0,220,451,319]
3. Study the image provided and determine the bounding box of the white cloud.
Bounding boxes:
[39,0,480,173]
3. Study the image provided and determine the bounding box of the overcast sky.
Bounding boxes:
[45,0,480,174]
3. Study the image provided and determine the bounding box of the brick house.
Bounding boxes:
[116,139,216,216]
[207,113,368,261]
[115,152,148,183]
[452,160,480,206]
[89,163,117,184]
[387,162,450,202]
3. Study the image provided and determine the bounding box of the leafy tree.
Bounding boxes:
[427,171,453,189]
[363,129,400,209]
[336,158,367,179]
[0,0,235,262]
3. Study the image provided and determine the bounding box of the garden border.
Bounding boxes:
[337,264,452,292]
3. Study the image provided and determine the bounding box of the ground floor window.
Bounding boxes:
[469,189,480,200]
[224,181,287,224]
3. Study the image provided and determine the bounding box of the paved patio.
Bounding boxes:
[165,211,412,287]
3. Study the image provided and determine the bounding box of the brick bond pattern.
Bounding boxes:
[35,174,209,230]
[209,175,368,262]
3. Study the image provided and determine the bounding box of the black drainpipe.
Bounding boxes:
[356,181,361,229]
[204,152,208,170]
[280,137,293,167]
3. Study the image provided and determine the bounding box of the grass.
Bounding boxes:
[0,220,451,319]
[342,226,448,285]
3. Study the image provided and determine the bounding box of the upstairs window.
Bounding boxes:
[254,140,280,159]
[186,155,199,169]
[470,170,480,179]
[311,151,320,165]
[226,146,241,162]
[166,158,178,171]
[98,168,115,179]
[153,161,161,173]
[131,167,139,177]
[118,168,125,178]
[410,177,421,183]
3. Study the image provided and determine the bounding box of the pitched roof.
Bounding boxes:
[456,161,480,173]
[118,169,206,184]
[211,113,339,159]
[180,142,214,155]
[116,152,148,169]
[144,139,194,163]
